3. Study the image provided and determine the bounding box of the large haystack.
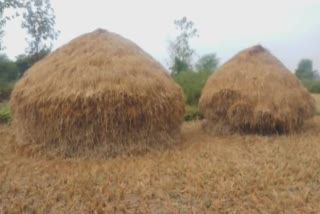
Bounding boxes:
[199,45,315,134]
[10,29,185,158]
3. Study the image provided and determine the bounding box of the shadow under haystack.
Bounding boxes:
[10,29,185,159]
[199,45,315,135]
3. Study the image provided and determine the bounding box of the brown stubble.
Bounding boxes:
[1,116,320,213]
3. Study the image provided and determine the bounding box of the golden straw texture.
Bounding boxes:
[10,29,185,159]
[199,45,315,134]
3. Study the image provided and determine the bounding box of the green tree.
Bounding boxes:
[0,54,18,100]
[15,49,49,75]
[171,57,189,74]
[0,0,59,54]
[172,70,211,105]
[0,54,19,82]
[295,59,317,80]
[169,17,198,74]
[196,53,219,73]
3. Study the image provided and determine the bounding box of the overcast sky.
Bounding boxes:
[3,0,320,71]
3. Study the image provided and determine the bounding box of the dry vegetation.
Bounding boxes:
[0,111,320,213]
[200,45,315,135]
[10,29,184,158]
[313,94,320,114]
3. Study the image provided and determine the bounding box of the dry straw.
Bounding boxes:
[199,45,315,134]
[10,29,185,159]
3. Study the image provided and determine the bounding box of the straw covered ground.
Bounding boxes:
[0,95,320,213]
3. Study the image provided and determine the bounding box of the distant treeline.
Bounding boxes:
[301,79,320,93]
[0,51,320,103]
[0,51,319,123]
[0,50,49,100]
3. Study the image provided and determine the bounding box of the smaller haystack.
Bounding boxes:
[10,29,185,158]
[199,45,315,134]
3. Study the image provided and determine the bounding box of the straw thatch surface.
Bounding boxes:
[10,29,185,159]
[199,45,315,134]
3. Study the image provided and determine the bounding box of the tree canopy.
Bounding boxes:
[295,59,318,80]
[196,53,219,73]
[168,17,198,74]
[0,0,59,54]
[0,54,19,83]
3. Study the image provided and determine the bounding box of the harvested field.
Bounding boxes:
[0,115,320,213]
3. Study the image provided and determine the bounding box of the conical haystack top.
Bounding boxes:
[13,29,175,99]
[10,29,185,158]
[199,45,315,134]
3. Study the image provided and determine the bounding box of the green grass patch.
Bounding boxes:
[0,101,10,123]
[301,79,320,93]
[184,105,202,121]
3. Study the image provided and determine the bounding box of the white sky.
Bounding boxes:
[2,0,320,71]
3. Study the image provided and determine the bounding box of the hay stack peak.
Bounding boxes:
[10,29,185,158]
[199,45,315,134]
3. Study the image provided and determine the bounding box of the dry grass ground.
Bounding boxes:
[0,96,320,213]
[1,121,320,213]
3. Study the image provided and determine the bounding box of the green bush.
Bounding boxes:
[0,82,14,101]
[0,54,19,82]
[301,80,320,93]
[0,54,19,101]
[172,70,210,121]
[184,105,202,121]
[173,70,211,106]
[0,102,10,123]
